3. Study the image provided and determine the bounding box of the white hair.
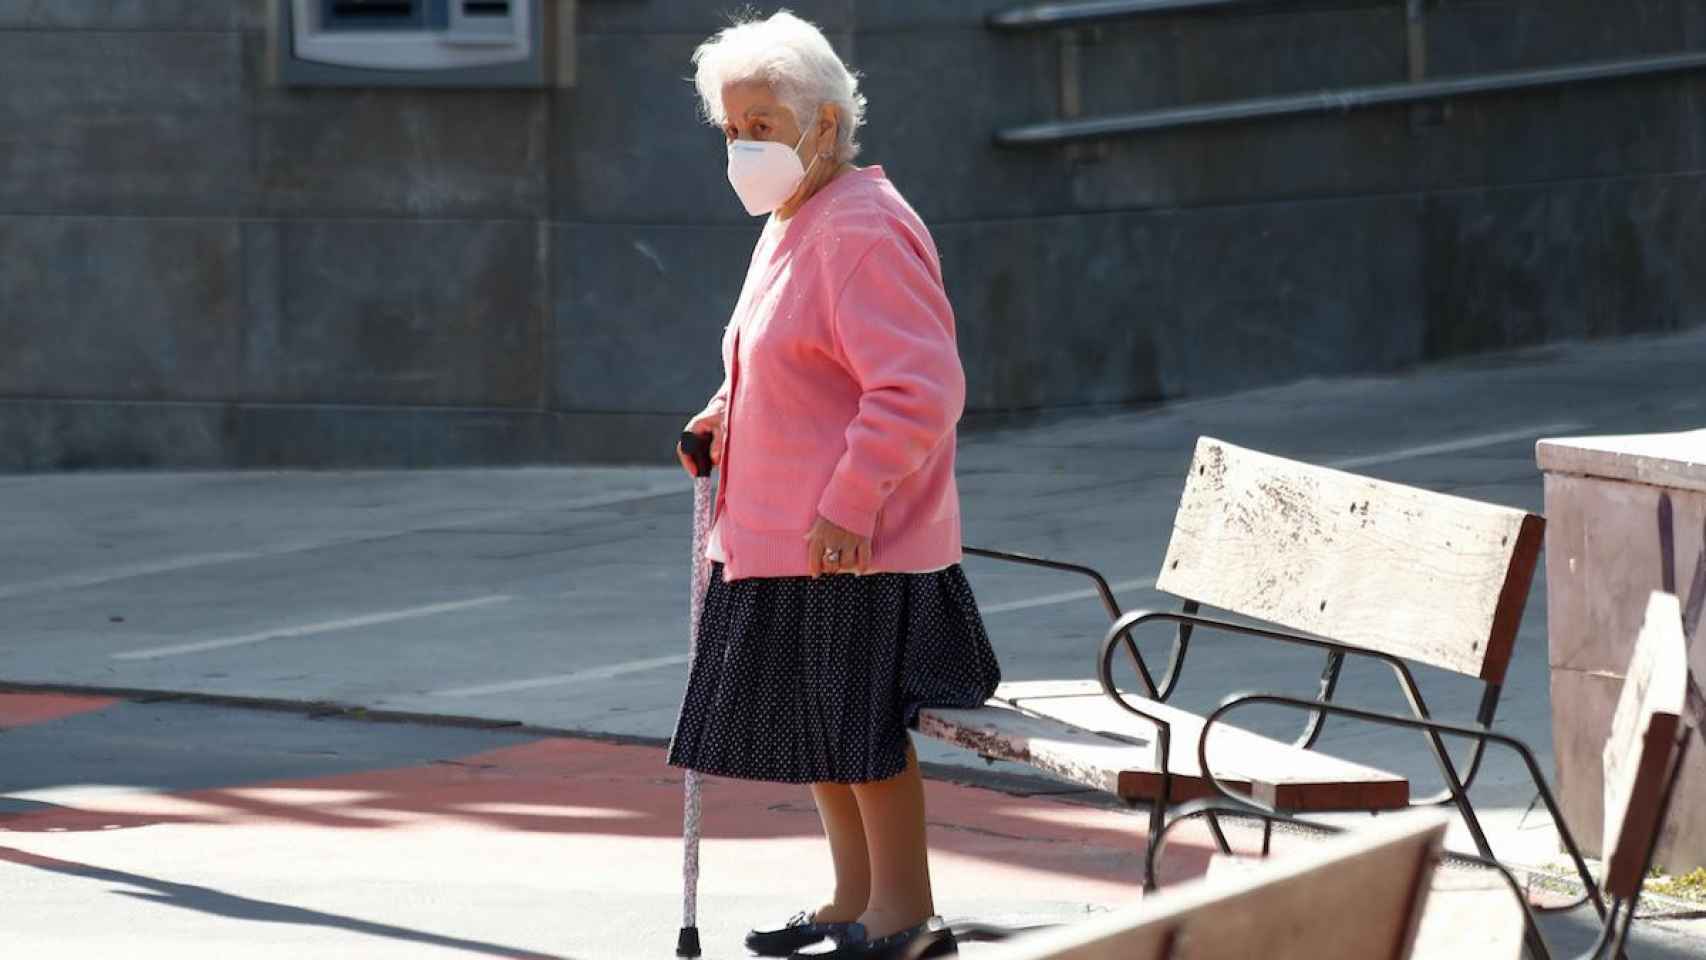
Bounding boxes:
[691,10,866,163]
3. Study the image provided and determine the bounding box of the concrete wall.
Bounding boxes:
[3,0,1704,470]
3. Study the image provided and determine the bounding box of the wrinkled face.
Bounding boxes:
[719,81,818,156]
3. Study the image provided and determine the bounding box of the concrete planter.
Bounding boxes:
[1537,429,1706,871]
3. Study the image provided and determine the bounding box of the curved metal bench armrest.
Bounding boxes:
[963,546,1125,621]
[1091,628,1175,771]
[1100,609,1500,791]
[968,544,1180,700]
[1197,692,1607,922]
[1105,609,1414,684]
[963,545,1167,695]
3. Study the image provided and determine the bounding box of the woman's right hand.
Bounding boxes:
[678,407,725,477]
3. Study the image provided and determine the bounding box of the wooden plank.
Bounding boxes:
[1156,437,1544,683]
[917,681,1408,811]
[1537,429,1706,496]
[916,700,1150,797]
[1601,590,1689,899]
[988,810,1449,960]
[1002,681,1408,811]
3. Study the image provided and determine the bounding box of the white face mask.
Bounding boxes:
[725,126,821,217]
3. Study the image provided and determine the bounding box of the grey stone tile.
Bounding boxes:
[940,215,1166,411]
[0,0,260,29]
[1420,182,1591,360]
[0,399,232,472]
[1440,78,1702,190]
[1165,5,1405,106]
[1429,0,1692,75]
[1426,170,1706,351]
[549,31,750,225]
[241,220,547,407]
[244,36,551,219]
[1419,0,1704,189]
[856,0,1012,31]
[1077,71,1704,216]
[0,31,247,215]
[577,0,853,34]
[935,219,1044,412]
[1071,19,1186,120]
[0,216,243,401]
[1584,174,1706,339]
[852,26,1071,222]
[236,405,527,468]
[1075,110,1419,212]
[1033,214,1167,407]
[1043,0,1706,208]
[550,223,759,412]
[0,400,682,470]
[542,410,694,463]
[234,405,685,467]
[1156,195,1425,398]
[1091,5,1412,208]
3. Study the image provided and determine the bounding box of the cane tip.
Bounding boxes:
[676,926,701,957]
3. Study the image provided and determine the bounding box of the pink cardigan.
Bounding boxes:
[702,167,965,581]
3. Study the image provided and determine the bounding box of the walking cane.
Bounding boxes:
[677,430,715,959]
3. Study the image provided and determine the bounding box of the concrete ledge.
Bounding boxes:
[0,399,684,471]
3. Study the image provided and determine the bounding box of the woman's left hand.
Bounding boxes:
[805,515,871,578]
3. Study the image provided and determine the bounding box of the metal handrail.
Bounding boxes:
[988,0,1259,31]
[996,49,1706,145]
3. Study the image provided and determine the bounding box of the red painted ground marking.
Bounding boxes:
[0,693,118,730]
[233,739,1237,889]
[0,733,1244,895]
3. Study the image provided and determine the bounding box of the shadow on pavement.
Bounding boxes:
[0,845,573,960]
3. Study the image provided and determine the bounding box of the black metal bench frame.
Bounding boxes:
[962,545,1509,887]
[1148,693,1694,959]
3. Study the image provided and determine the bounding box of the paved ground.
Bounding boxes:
[4,691,1697,958]
[1,692,1160,958]
[4,329,1706,955]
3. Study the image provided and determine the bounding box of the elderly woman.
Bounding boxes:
[667,10,1000,960]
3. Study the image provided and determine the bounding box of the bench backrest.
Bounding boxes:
[1156,437,1545,685]
[990,810,1448,960]
[1601,591,1690,899]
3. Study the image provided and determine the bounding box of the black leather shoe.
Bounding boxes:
[746,911,856,957]
[788,917,957,959]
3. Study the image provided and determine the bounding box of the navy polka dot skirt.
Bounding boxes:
[667,561,1001,784]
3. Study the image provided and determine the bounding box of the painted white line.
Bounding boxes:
[0,480,688,603]
[979,577,1157,616]
[1324,422,1587,471]
[113,596,513,661]
[0,551,262,603]
[432,653,691,698]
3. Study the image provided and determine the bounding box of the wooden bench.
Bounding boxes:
[1186,590,1697,960]
[962,593,1693,960]
[920,436,1546,886]
[979,810,1450,960]
[1580,588,1693,957]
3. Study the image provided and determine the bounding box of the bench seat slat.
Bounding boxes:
[918,680,1408,811]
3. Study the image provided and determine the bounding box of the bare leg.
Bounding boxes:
[849,740,935,939]
[810,782,872,923]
